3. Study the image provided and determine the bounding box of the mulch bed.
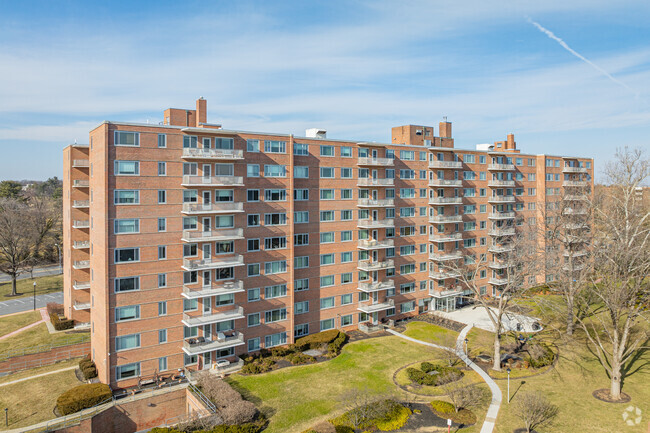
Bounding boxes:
[401,314,466,333]
[399,403,474,431]
[592,388,631,403]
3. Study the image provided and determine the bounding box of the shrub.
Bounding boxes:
[149,429,182,433]
[205,424,263,433]
[420,362,436,373]
[430,400,455,415]
[79,355,98,380]
[46,302,63,316]
[407,365,463,386]
[295,329,341,350]
[373,401,411,431]
[290,353,316,365]
[331,400,410,432]
[270,346,293,357]
[407,368,436,386]
[56,383,112,415]
[526,343,555,368]
[451,408,477,425]
[195,373,258,426]
[49,312,74,331]
[241,363,263,375]
[327,333,348,355]
[219,400,258,425]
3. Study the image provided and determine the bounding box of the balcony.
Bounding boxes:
[562,208,588,216]
[488,245,514,253]
[357,198,394,207]
[358,239,394,250]
[428,160,463,169]
[357,259,394,271]
[563,166,587,173]
[72,220,90,229]
[357,157,394,166]
[488,196,515,204]
[72,159,89,168]
[563,180,589,187]
[72,200,89,208]
[564,194,589,201]
[429,215,463,224]
[489,212,515,220]
[357,280,395,292]
[74,322,91,330]
[182,281,245,299]
[73,281,90,290]
[73,260,90,270]
[489,227,516,236]
[182,255,244,271]
[429,232,462,242]
[357,218,394,229]
[429,270,461,280]
[488,163,515,171]
[428,179,463,187]
[181,202,244,214]
[73,241,90,249]
[183,332,245,356]
[181,175,244,187]
[357,299,394,313]
[564,222,589,230]
[357,178,394,187]
[429,251,463,261]
[489,277,509,285]
[563,263,587,272]
[488,180,515,187]
[73,301,91,310]
[182,306,245,327]
[181,229,244,242]
[429,288,463,299]
[563,250,587,258]
[429,197,463,205]
[488,261,512,270]
[181,148,244,160]
[72,180,89,188]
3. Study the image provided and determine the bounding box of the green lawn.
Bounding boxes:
[0,274,62,300]
[401,320,459,346]
[0,368,82,430]
[0,310,42,337]
[0,358,81,386]
[0,323,89,358]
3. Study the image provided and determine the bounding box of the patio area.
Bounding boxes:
[434,305,543,333]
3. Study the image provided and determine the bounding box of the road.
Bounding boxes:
[0,291,64,316]
[0,265,61,283]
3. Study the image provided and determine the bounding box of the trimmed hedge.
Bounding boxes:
[407,363,463,386]
[327,332,348,355]
[56,383,112,415]
[430,401,476,425]
[526,343,555,368]
[430,400,455,415]
[50,312,74,331]
[330,400,411,432]
[295,330,341,350]
[79,355,98,380]
[289,353,316,365]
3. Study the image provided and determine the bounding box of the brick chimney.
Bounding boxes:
[439,120,452,138]
[196,98,207,127]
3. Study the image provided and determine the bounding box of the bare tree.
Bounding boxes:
[575,147,650,400]
[438,222,539,371]
[0,198,39,296]
[440,334,459,367]
[439,379,484,413]
[24,189,61,263]
[512,391,559,433]
[337,388,385,430]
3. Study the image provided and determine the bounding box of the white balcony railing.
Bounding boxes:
[489,277,509,285]
[563,180,589,187]
[181,148,244,160]
[429,252,463,261]
[182,281,245,299]
[429,232,463,242]
[488,227,516,236]
[428,179,463,187]
[488,212,515,219]
[488,261,512,269]
[73,281,91,290]
[72,159,89,167]
[72,200,89,208]
[428,197,463,205]
[357,218,395,229]
[488,245,514,253]
[183,332,245,356]
[182,255,244,271]
[428,160,463,169]
[357,298,395,313]
[357,157,394,166]
[72,180,89,187]
[182,306,245,327]
[429,270,461,280]
[73,241,90,249]
[357,259,394,271]
[488,163,515,171]
[181,175,244,187]
[73,301,91,310]
[357,198,395,207]
[72,220,90,228]
[181,202,244,214]
[488,180,515,187]
[358,239,394,249]
[488,196,515,203]
[562,166,587,173]
[357,280,395,292]
[357,178,394,187]
[429,215,463,224]
[73,260,90,270]
[181,229,244,242]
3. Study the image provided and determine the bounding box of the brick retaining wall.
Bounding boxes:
[0,342,90,374]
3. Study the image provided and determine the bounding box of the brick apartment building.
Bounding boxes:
[63,98,593,388]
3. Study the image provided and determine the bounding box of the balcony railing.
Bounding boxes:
[182,281,245,299]
[73,241,90,249]
[72,200,89,208]
[357,157,394,166]
[488,196,515,203]
[563,263,587,272]
[428,179,463,187]
[357,218,394,229]
[488,245,514,253]
[357,259,394,271]
[357,280,395,292]
[488,180,515,187]
[488,261,512,269]
[563,250,588,258]
[182,306,245,327]
[72,180,89,187]
[357,198,394,207]
[428,197,462,205]
[429,288,463,298]
[182,332,245,356]
[357,178,394,187]
[429,232,462,242]
[73,281,91,290]
[182,255,244,271]
[428,160,463,169]
[488,163,515,171]
[73,301,91,310]
[563,180,589,187]
[357,298,394,313]
[488,212,515,219]
[181,229,244,242]
[72,220,90,228]
[488,227,516,236]
[72,159,89,167]
[429,252,463,261]
[562,208,588,216]
[564,222,589,230]
[181,202,244,214]
[181,148,244,160]
[73,260,90,270]
[562,166,587,173]
[429,215,463,224]
[181,175,244,187]
[489,277,509,285]
[429,270,461,280]
[564,194,589,201]
[358,239,394,249]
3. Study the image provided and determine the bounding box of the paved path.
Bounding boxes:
[0,365,77,388]
[0,266,61,283]
[0,291,63,316]
[386,325,502,433]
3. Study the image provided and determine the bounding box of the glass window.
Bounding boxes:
[114,219,139,234]
[294,143,308,155]
[247,164,260,177]
[320,145,334,156]
[294,166,309,178]
[115,305,140,322]
[246,139,259,152]
[264,140,286,153]
[320,318,335,331]
[341,146,352,157]
[158,329,167,343]
[264,332,287,348]
[114,131,139,146]
[248,337,260,351]
[264,165,286,177]
[158,134,166,148]
[115,248,139,263]
[248,313,260,327]
[320,297,335,309]
[114,161,139,175]
[114,190,139,205]
[116,333,140,351]
[116,362,140,380]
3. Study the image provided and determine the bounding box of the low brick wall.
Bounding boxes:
[0,342,90,374]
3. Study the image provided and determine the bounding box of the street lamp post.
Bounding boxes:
[464,337,469,355]
[4,407,8,427]
[507,367,511,403]
[33,282,36,310]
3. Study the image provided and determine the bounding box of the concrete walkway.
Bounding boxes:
[0,365,77,388]
[0,308,48,341]
[386,325,502,433]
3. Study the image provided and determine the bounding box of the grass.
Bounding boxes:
[0,368,82,430]
[0,310,42,337]
[0,358,81,386]
[401,320,459,346]
[395,363,485,396]
[0,323,89,358]
[0,274,62,300]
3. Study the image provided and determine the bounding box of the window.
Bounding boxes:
[114,219,139,234]
[294,211,309,223]
[248,313,260,327]
[248,214,260,226]
[115,305,139,322]
[215,215,233,228]
[320,211,335,222]
[294,166,309,178]
[246,139,259,152]
[320,253,335,265]
[341,252,353,263]
[464,154,475,163]
[264,260,287,275]
[114,248,139,263]
[183,298,198,312]
[247,288,261,303]
[341,168,352,178]
[264,165,286,177]
[341,231,352,242]
[248,264,260,277]
[320,232,335,243]
[264,189,286,201]
[116,363,140,381]
[264,213,287,226]
[400,264,416,274]
[400,150,415,160]
[248,337,260,352]
[265,308,287,323]
[114,161,139,175]
[158,162,166,176]
[320,297,335,309]
[158,329,167,343]
[158,190,166,204]
[294,233,309,246]
[114,190,139,204]
[158,301,167,316]
[400,301,416,313]
[264,140,286,153]
[246,189,259,202]
[320,319,335,331]
[400,283,415,294]
[183,162,198,175]
[265,332,287,348]
[247,239,260,252]
[183,136,198,148]
[295,301,309,315]
[114,131,139,146]
[464,171,476,180]
[116,334,140,351]
[157,134,166,148]
[400,169,415,179]
[341,293,353,305]
[294,189,309,201]
[320,189,335,200]
[320,275,335,287]
[320,167,335,178]
[247,164,260,177]
[320,145,334,156]
[294,143,308,155]
[294,256,309,269]
[158,273,167,288]
[341,146,352,157]
[295,278,309,291]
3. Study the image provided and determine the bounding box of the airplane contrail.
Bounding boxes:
[526,17,635,94]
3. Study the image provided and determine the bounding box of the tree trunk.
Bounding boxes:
[493,334,501,371]
[610,359,622,400]
[11,275,17,296]
[566,295,575,336]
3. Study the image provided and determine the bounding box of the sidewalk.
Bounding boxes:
[0,308,48,341]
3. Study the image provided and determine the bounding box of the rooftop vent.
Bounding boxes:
[476,143,493,151]
[306,128,327,139]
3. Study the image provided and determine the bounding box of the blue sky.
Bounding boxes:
[1,0,649,181]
